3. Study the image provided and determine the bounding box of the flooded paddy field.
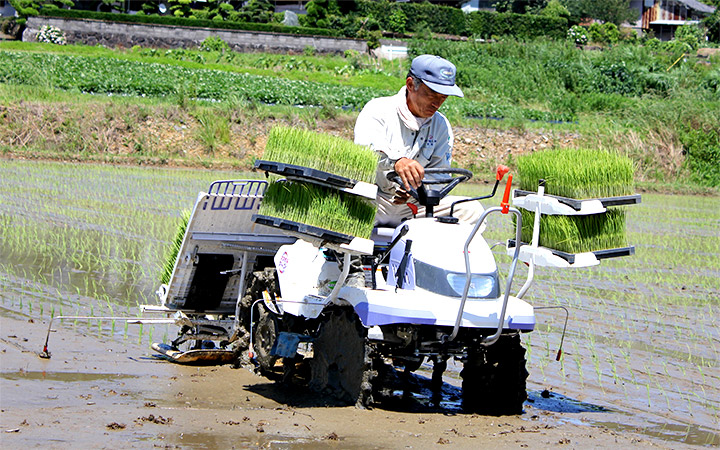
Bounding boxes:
[1,159,718,447]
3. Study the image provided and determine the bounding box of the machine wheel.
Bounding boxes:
[253,302,279,374]
[309,307,377,407]
[460,333,528,415]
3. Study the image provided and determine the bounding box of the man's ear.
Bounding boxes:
[406,76,415,91]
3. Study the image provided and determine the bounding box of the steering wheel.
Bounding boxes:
[387,167,473,214]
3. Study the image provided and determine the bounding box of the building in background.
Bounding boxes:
[460,0,497,12]
[628,0,715,39]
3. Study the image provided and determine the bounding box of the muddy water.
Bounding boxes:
[1,160,718,447]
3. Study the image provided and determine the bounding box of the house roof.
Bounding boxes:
[678,0,716,14]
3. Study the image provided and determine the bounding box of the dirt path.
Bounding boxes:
[1,313,662,449]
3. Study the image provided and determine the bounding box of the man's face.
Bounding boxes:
[406,77,449,119]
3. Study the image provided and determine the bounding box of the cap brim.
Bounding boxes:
[423,80,464,98]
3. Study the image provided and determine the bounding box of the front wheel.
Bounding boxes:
[253,302,279,374]
[308,307,377,407]
[461,333,528,415]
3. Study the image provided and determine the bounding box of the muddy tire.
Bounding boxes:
[253,302,279,374]
[309,307,377,407]
[460,333,528,415]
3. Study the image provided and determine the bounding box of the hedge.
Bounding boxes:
[357,0,469,36]
[37,7,339,37]
[467,11,568,40]
[35,4,570,42]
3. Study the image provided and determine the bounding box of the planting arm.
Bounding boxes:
[517,180,544,298]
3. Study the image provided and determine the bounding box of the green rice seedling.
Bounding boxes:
[160,209,191,285]
[519,208,628,253]
[516,148,635,199]
[258,181,376,239]
[515,148,634,253]
[262,126,378,184]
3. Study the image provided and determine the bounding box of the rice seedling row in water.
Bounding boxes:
[516,148,635,199]
[258,181,376,239]
[2,161,718,439]
[263,126,378,184]
[520,208,628,253]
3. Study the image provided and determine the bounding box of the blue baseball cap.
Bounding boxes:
[410,54,464,98]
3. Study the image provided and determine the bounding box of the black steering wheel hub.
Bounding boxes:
[387,167,473,217]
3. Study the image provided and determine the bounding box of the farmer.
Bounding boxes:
[354,54,483,227]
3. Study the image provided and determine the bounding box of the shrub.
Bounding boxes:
[567,25,588,45]
[36,24,67,45]
[674,23,704,50]
[200,36,230,53]
[619,26,638,43]
[705,10,720,44]
[542,0,571,20]
[587,22,603,43]
[645,37,662,50]
[603,23,620,44]
[680,125,720,187]
[388,8,407,34]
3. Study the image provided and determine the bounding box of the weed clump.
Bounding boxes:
[258,181,376,239]
[262,126,378,184]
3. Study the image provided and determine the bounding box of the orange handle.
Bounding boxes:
[501,174,512,214]
[496,165,510,181]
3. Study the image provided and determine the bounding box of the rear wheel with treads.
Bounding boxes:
[461,333,528,415]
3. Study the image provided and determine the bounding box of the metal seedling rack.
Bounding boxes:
[254,159,377,200]
[507,180,641,270]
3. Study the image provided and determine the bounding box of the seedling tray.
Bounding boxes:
[253,214,354,245]
[254,160,377,199]
[508,239,635,265]
[252,214,374,255]
[514,189,641,212]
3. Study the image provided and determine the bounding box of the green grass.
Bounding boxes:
[258,181,376,239]
[516,148,635,199]
[262,126,378,184]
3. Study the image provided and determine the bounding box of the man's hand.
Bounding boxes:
[394,157,424,190]
[392,188,412,204]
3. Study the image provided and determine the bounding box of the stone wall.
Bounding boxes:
[23,16,368,54]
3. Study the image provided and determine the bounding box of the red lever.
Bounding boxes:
[501,174,512,214]
[496,165,510,181]
[406,203,418,216]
